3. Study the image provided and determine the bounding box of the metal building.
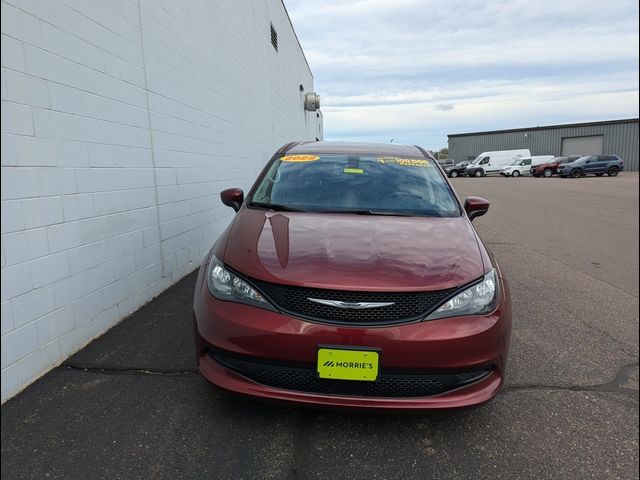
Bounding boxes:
[448,118,639,171]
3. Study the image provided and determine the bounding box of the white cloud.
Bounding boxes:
[285,0,639,149]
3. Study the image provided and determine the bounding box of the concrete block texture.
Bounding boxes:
[1,0,322,402]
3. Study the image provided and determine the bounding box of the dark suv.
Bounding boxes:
[531,156,580,177]
[445,161,470,178]
[558,155,624,178]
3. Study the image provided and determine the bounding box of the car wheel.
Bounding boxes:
[450,170,458,178]
[607,166,620,177]
[474,169,483,177]
[571,169,582,178]
[543,168,553,177]
[512,170,520,177]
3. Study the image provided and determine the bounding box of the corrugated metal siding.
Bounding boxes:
[448,120,639,171]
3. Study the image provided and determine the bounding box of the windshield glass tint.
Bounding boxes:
[250,154,461,217]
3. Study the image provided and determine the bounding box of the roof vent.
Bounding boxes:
[304,93,320,111]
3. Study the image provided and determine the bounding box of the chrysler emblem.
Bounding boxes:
[307,298,395,309]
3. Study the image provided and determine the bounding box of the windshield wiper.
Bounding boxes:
[319,209,423,217]
[246,202,310,212]
[248,203,434,216]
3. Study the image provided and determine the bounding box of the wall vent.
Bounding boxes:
[270,23,278,51]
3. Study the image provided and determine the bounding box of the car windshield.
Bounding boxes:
[456,161,467,167]
[509,159,523,166]
[249,154,461,217]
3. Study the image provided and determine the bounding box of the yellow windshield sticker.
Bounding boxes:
[377,157,429,167]
[343,168,364,174]
[281,154,320,162]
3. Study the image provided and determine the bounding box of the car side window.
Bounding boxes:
[523,159,531,166]
[480,157,489,165]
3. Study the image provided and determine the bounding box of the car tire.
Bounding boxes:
[450,170,458,178]
[474,169,483,177]
[512,170,520,177]
[571,169,582,178]
[543,168,553,177]
[607,167,620,177]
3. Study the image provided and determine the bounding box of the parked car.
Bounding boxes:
[193,141,512,410]
[558,155,624,178]
[531,156,581,177]
[445,161,470,177]
[437,158,455,168]
[465,149,531,177]
[500,155,555,177]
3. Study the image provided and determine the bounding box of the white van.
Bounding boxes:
[500,155,555,177]
[464,149,531,177]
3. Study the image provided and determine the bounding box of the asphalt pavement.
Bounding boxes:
[2,173,638,479]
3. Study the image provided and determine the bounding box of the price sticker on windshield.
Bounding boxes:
[377,157,429,167]
[281,155,320,162]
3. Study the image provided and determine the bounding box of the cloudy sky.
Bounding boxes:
[285,0,639,150]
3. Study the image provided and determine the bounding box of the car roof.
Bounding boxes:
[287,141,427,158]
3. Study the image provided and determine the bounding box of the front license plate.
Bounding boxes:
[317,347,379,381]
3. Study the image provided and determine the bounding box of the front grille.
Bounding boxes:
[212,351,492,398]
[251,279,457,325]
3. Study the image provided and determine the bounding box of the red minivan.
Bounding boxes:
[193,142,511,409]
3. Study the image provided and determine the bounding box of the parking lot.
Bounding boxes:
[1,174,638,479]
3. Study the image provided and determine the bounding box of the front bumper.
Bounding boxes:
[193,268,512,410]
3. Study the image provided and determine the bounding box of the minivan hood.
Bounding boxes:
[222,208,486,291]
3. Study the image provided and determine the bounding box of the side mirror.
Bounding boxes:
[464,196,490,221]
[220,188,244,212]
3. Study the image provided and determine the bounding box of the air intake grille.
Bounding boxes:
[251,279,456,325]
[212,352,492,398]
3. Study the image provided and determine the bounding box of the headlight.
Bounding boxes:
[207,256,275,311]
[426,269,498,320]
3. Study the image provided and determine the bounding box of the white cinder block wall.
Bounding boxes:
[1,0,323,402]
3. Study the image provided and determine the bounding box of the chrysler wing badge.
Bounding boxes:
[306,298,395,309]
